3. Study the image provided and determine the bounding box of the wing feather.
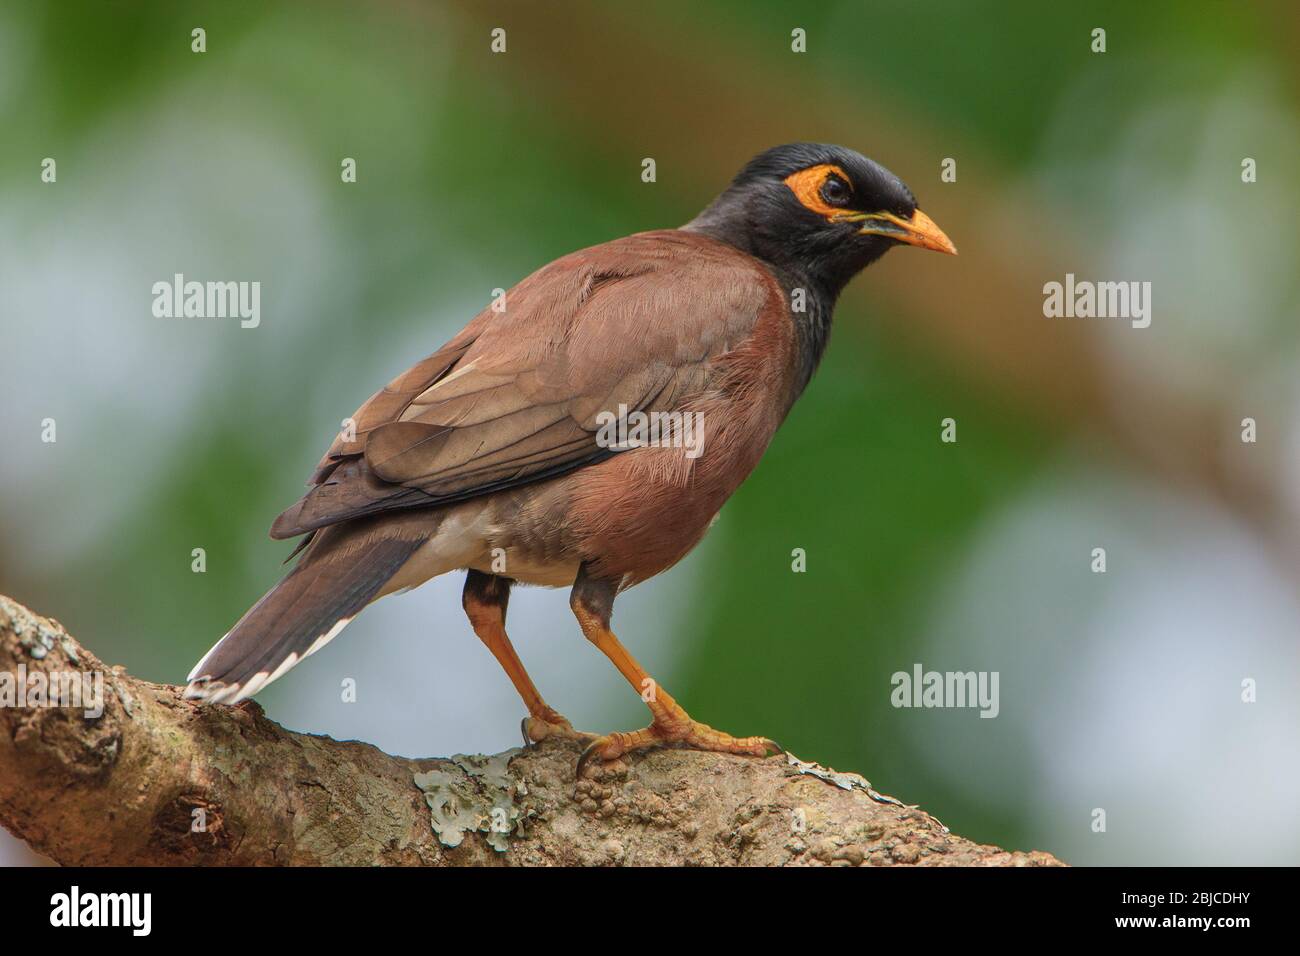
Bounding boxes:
[271,231,773,539]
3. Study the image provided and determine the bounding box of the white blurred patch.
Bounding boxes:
[917,459,1300,865]
[0,97,338,570]
[1026,64,1300,531]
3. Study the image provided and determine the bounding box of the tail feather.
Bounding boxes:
[184,528,424,704]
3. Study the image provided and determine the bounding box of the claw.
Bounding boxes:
[576,740,600,779]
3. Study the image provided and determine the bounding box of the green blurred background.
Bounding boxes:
[2,0,1298,865]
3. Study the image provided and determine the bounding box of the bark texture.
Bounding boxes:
[0,593,1062,866]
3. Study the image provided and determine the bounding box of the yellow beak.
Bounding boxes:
[850,208,957,255]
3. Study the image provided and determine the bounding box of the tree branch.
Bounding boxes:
[0,594,1062,866]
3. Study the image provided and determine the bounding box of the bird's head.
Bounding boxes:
[687,142,955,297]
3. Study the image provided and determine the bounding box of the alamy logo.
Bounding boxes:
[152,273,261,328]
[49,886,151,936]
[594,404,705,459]
[1042,273,1151,328]
[890,663,1000,718]
[0,665,103,718]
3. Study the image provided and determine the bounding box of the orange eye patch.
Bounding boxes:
[783,164,853,218]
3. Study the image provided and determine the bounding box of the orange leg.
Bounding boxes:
[570,568,781,776]
[463,571,589,744]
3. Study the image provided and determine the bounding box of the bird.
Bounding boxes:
[184,142,956,775]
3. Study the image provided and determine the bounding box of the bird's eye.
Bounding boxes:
[820,175,851,207]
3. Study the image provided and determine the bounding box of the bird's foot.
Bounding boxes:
[521,708,597,746]
[577,700,781,777]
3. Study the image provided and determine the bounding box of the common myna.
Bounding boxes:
[185,143,956,772]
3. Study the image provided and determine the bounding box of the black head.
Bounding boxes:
[686,143,955,298]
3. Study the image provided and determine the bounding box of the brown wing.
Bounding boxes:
[270,230,775,540]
